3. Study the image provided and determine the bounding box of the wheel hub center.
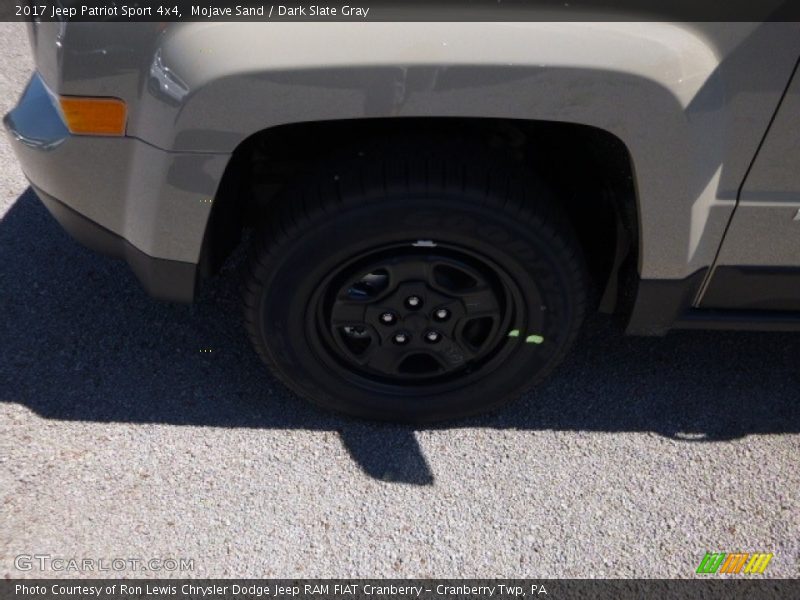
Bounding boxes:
[402,313,428,333]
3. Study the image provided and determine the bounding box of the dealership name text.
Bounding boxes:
[16,584,547,597]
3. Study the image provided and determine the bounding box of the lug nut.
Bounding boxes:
[405,295,423,309]
[425,330,441,344]
[434,308,450,321]
[380,312,397,325]
[393,332,410,345]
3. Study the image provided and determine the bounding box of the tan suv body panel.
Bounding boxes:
[8,20,800,324]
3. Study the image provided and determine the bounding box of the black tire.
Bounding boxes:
[243,147,587,423]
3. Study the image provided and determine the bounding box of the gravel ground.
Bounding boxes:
[0,22,798,579]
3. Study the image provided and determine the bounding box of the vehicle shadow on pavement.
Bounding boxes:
[2,189,799,485]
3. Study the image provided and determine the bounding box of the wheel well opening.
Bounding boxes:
[201,118,638,313]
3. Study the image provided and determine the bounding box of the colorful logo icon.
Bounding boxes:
[696,552,773,574]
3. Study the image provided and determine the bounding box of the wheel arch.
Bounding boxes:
[199,117,639,316]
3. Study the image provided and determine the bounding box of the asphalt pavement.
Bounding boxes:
[0,22,798,578]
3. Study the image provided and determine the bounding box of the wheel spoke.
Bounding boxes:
[330,299,367,326]
[361,344,404,375]
[385,258,432,286]
[458,285,500,317]
[429,339,474,369]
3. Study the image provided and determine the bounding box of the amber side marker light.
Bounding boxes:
[59,96,127,136]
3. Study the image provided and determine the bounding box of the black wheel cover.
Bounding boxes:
[308,243,535,394]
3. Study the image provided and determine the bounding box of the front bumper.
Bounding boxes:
[3,73,230,302]
[31,184,198,302]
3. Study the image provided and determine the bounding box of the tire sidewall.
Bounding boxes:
[252,192,584,422]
